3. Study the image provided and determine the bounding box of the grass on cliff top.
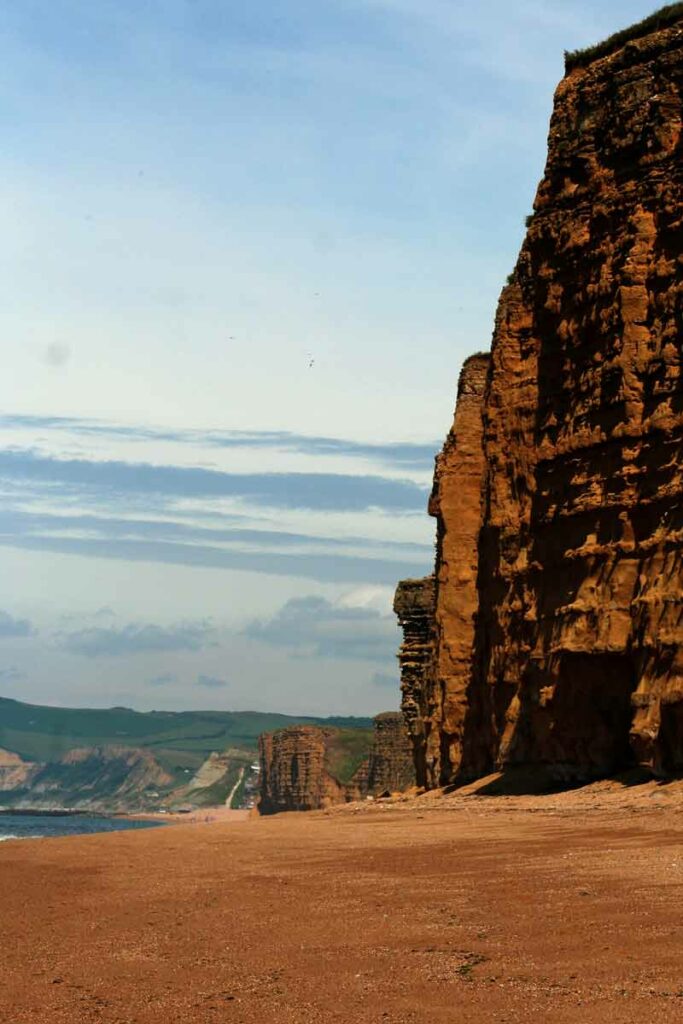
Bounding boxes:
[324,728,374,784]
[565,2,683,70]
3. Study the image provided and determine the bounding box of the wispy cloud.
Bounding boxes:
[244,594,397,662]
[148,672,178,687]
[0,666,25,682]
[0,441,434,583]
[60,620,215,658]
[0,402,436,592]
[0,533,427,585]
[0,507,430,556]
[0,449,427,513]
[0,610,34,639]
[0,415,439,472]
[196,673,229,689]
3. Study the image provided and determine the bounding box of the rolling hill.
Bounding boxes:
[0,696,374,811]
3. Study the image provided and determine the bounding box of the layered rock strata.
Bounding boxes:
[365,712,414,794]
[396,9,683,784]
[393,577,436,788]
[258,726,346,814]
[258,714,414,814]
[427,353,490,785]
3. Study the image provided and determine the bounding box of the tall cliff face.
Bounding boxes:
[428,353,490,785]
[396,10,683,785]
[394,357,489,789]
[488,12,683,779]
[258,726,346,814]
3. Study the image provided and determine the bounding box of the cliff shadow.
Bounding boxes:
[463,763,655,797]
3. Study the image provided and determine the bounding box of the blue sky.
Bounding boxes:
[0,0,662,715]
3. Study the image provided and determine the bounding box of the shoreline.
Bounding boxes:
[120,806,251,824]
[0,805,250,824]
[0,807,92,817]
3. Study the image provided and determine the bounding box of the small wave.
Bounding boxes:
[0,833,42,842]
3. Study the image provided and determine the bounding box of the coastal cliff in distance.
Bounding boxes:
[396,7,683,786]
[258,713,413,814]
[0,744,251,813]
[0,697,373,812]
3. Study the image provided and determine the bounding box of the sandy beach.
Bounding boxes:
[2,779,683,1024]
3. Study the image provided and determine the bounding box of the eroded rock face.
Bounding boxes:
[393,577,436,788]
[394,356,490,788]
[428,353,490,785]
[485,14,683,779]
[397,12,683,784]
[365,712,414,793]
[258,715,414,814]
[258,726,346,814]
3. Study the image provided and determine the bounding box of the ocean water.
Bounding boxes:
[0,813,164,841]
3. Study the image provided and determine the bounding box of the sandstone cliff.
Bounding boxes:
[364,712,414,794]
[258,726,349,814]
[393,577,435,788]
[258,714,414,813]
[428,353,490,785]
[396,8,683,785]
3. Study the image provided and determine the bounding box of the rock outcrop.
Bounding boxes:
[258,714,414,814]
[365,712,414,794]
[396,8,683,785]
[394,577,436,788]
[258,726,349,814]
[428,353,490,786]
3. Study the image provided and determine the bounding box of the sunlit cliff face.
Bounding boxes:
[396,11,683,783]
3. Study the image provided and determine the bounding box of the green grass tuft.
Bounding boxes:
[565,3,683,71]
[324,728,374,784]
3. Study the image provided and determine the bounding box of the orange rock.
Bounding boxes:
[258,715,414,814]
[396,11,683,785]
[394,576,436,788]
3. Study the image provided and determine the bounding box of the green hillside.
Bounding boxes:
[0,696,374,770]
[324,728,375,784]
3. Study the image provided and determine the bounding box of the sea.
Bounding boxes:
[0,812,164,842]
